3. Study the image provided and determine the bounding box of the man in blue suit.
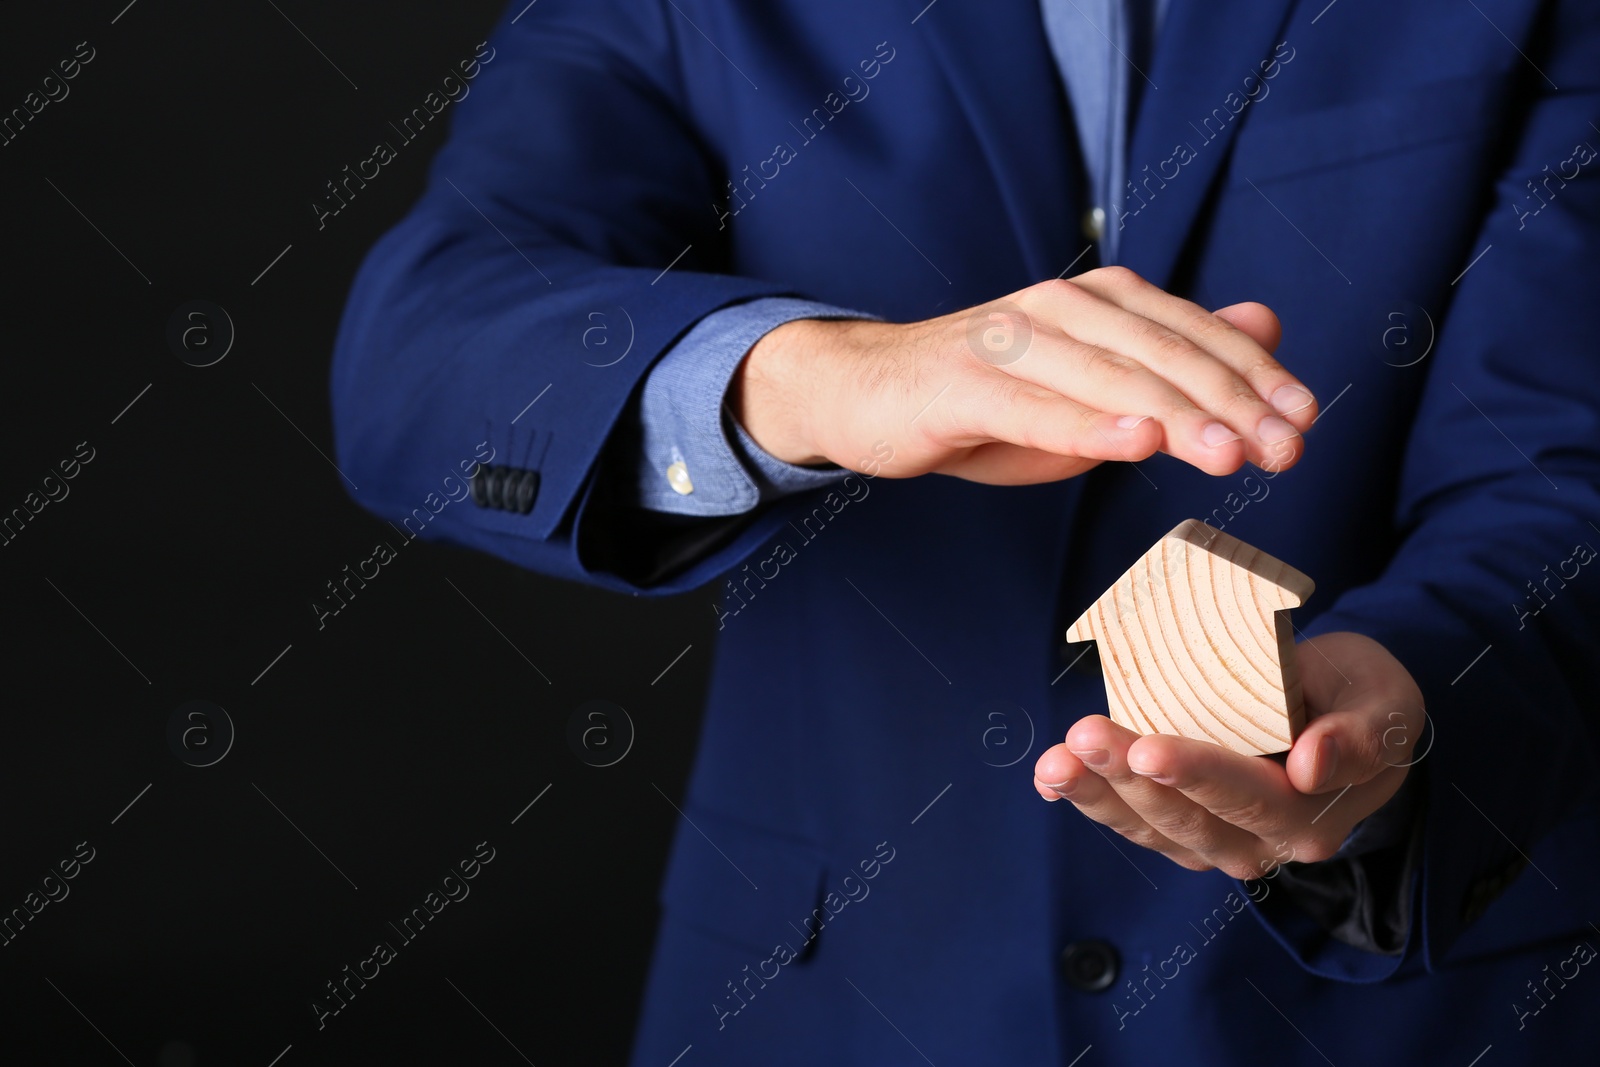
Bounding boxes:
[331,0,1600,1062]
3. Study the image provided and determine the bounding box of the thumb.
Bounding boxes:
[1286,632,1427,794]
[1286,702,1416,795]
[1214,301,1282,355]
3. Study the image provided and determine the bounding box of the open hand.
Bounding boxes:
[730,267,1318,484]
[1032,631,1425,879]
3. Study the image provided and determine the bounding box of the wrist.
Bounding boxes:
[730,317,866,467]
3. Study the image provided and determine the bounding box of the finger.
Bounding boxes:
[997,327,1251,477]
[1125,732,1299,841]
[1034,743,1212,869]
[1285,635,1425,794]
[1064,271,1317,465]
[1065,715,1263,867]
[1127,731,1402,866]
[938,378,1164,465]
[1076,276,1311,427]
[1287,710,1415,795]
[937,442,1102,486]
[1213,302,1302,473]
[1212,301,1282,355]
[1069,295,1308,470]
[1034,742,1087,801]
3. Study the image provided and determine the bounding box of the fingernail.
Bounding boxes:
[1050,778,1077,797]
[1256,415,1299,445]
[1202,421,1241,448]
[1071,748,1109,769]
[1116,415,1151,430]
[1313,735,1339,791]
[1269,384,1315,417]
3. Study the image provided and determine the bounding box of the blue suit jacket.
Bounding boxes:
[330,1,1600,1062]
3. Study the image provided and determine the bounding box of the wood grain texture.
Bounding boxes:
[1066,519,1315,756]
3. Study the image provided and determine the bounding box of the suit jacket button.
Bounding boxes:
[1060,939,1119,992]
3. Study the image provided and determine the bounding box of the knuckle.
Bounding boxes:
[980,380,1053,452]
[1219,860,1263,881]
[1077,342,1142,384]
[1024,277,1083,308]
[1240,355,1286,382]
[1014,417,1055,455]
[1159,393,1204,422]
[1160,807,1220,849]
[1349,748,1384,785]
[908,409,952,454]
[1214,795,1274,830]
[1338,731,1386,783]
[1290,833,1339,865]
[1093,264,1141,289]
[1184,310,1238,344]
[983,374,1036,414]
[941,391,987,442]
[1214,383,1270,420]
[1121,823,1168,852]
[1171,853,1215,873]
[1140,323,1205,365]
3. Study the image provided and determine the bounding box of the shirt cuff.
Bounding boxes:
[632,297,875,517]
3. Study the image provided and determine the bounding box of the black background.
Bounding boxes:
[1,3,707,1063]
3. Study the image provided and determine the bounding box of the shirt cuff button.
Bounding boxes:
[667,460,694,495]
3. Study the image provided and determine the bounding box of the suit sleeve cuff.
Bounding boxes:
[1243,764,1426,979]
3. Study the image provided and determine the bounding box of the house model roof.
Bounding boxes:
[1066,519,1315,756]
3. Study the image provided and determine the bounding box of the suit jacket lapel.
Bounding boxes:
[1118,0,1299,288]
[908,0,1087,281]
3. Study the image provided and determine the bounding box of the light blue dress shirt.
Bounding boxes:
[631,0,1162,516]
